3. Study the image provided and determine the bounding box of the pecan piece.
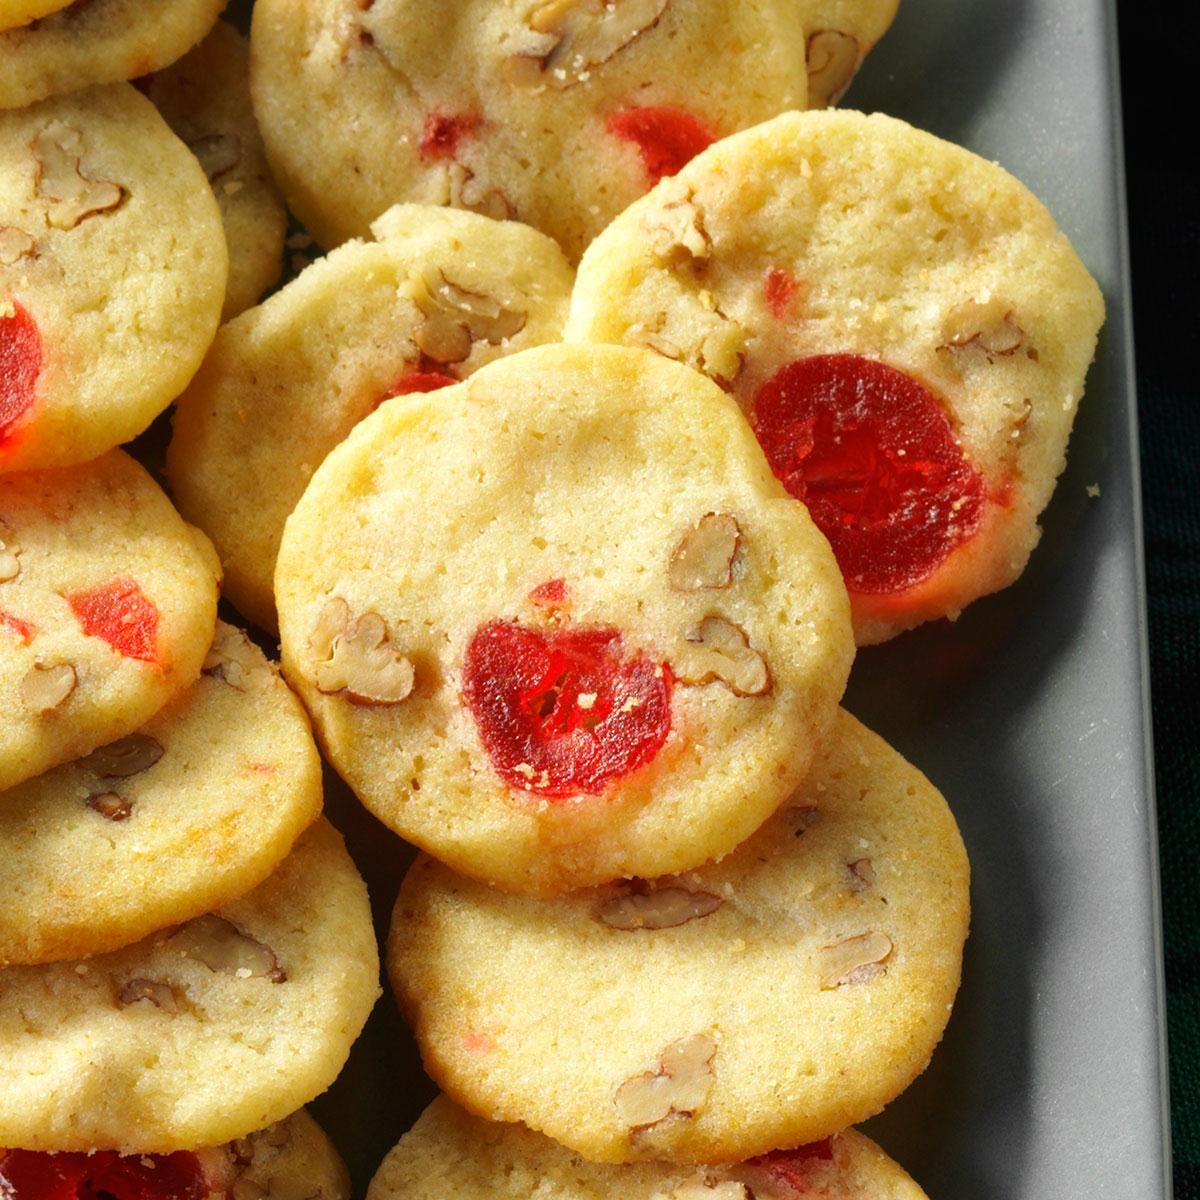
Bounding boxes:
[22,662,76,712]
[410,267,526,364]
[188,132,241,182]
[306,597,415,705]
[118,978,179,1013]
[598,883,722,930]
[615,1033,717,1128]
[0,520,20,582]
[79,732,164,779]
[672,617,770,696]
[939,296,1027,359]
[669,513,740,591]
[817,931,892,989]
[34,123,124,230]
[168,914,286,982]
[203,626,265,692]
[805,30,862,108]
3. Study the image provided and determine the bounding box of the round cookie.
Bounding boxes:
[388,709,969,1163]
[140,21,288,321]
[0,450,220,794]
[276,343,854,895]
[0,0,225,109]
[369,1097,930,1200]
[0,84,227,472]
[0,1109,350,1200]
[0,622,323,967]
[249,0,898,260]
[0,819,380,1153]
[566,110,1106,643]
[168,203,575,633]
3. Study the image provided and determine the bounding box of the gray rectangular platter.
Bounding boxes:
[296,0,1173,1196]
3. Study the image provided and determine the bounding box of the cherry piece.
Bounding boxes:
[744,1142,835,1194]
[385,370,457,397]
[419,112,482,162]
[1,298,42,446]
[66,577,160,663]
[751,354,985,594]
[528,578,567,608]
[461,619,672,798]
[606,106,714,184]
[764,267,802,320]
[0,1149,208,1200]
[0,612,35,644]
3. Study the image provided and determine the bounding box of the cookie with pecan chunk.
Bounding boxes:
[168,204,573,632]
[0,84,225,471]
[369,1097,930,1200]
[275,343,853,895]
[567,109,1106,643]
[249,0,897,259]
[0,450,219,793]
[0,820,380,1153]
[388,710,968,1163]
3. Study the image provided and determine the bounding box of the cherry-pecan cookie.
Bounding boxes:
[0,820,380,1153]
[275,344,853,895]
[368,1097,930,1200]
[140,21,288,320]
[0,451,220,793]
[566,110,1106,642]
[388,710,969,1162]
[0,623,323,966]
[0,0,224,108]
[249,0,898,260]
[0,1109,349,1200]
[0,84,226,472]
[168,203,574,632]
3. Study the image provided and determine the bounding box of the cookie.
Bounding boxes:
[249,0,898,260]
[0,0,224,109]
[566,110,1106,642]
[0,1109,349,1200]
[0,84,227,472]
[276,343,853,895]
[168,203,574,632]
[0,622,323,966]
[388,709,969,1162]
[140,21,288,320]
[0,819,380,1153]
[0,450,220,794]
[368,1097,929,1200]
[0,0,69,34]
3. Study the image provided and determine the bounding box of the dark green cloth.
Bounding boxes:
[1119,6,1200,1193]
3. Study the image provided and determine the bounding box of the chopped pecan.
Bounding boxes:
[168,914,286,982]
[117,978,179,1013]
[817,931,892,989]
[939,296,1027,360]
[22,662,76,713]
[672,617,770,696]
[598,883,722,930]
[669,513,740,591]
[805,30,862,108]
[34,123,124,230]
[410,267,527,364]
[79,732,163,779]
[306,597,415,705]
[615,1033,717,1128]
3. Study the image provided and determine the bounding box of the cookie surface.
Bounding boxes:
[250,0,897,260]
[388,710,969,1162]
[369,1097,929,1200]
[168,203,574,632]
[142,21,287,320]
[0,819,380,1153]
[0,451,220,793]
[0,0,224,109]
[0,622,323,966]
[566,109,1106,642]
[0,0,69,34]
[276,343,853,895]
[0,84,226,472]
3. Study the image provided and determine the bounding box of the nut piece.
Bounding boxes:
[669,513,740,591]
[34,123,124,230]
[615,1033,717,1129]
[805,30,862,108]
[188,132,241,182]
[939,296,1027,359]
[598,883,722,930]
[306,597,415,705]
[203,627,266,692]
[79,732,164,779]
[627,300,745,389]
[168,914,287,982]
[446,161,515,222]
[0,226,35,265]
[0,520,20,582]
[643,184,711,262]
[87,791,132,821]
[783,805,819,837]
[672,1182,749,1200]
[410,266,527,364]
[848,858,876,889]
[22,662,77,713]
[503,0,670,90]
[672,617,770,696]
[118,978,179,1014]
[817,931,892,989]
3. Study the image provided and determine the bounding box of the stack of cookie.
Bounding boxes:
[2,0,1108,1197]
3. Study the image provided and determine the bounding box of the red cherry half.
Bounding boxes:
[1,298,42,447]
[66,577,160,663]
[606,106,714,184]
[419,111,482,161]
[0,1149,207,1200]
[384,370,458,397]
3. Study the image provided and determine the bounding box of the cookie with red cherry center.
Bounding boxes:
[249,0,898,260]
[0,1109,350,1200]
[0,622,323,967]
[0,0,224,108]
[275,343,853,895]
[139,21,288,321]
[0,450,220,794]
[388,709,968,1163]
[0,84,226,472]
[368,1096,931,1200]
[0,819,380,1153]
[168,203,574,633]
[566,109,1106,643]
